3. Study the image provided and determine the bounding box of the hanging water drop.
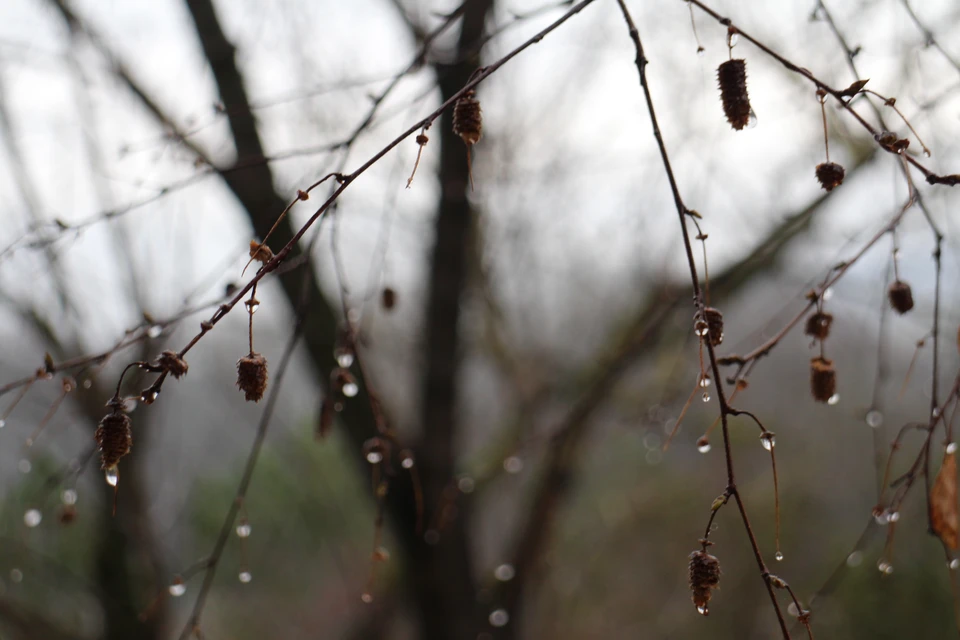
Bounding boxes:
[886,511,900,523]
[694,321,709,337]
[245,300,260,314]
[105,466,119,487]
[775,551,784,561]
[699,375,711,388]
[360,592,374,604]
[366,451,383,464]
[147,325,163,339]
[343,382,359,398]
[489,609,510,627]
[168,581,187,597]
[865,410,883,428]
[23,509,42,528]
[877,560,891,573]
[822,287,834,301]
[760,433,776,450]
[236,522,252,538]
[0,419,6,428]
[950,559,960,570]
[933,407,941,418]
[697,439,712,454]
[122,397,138,412]
[697,604,709,616]
[238,571,252,583]
[336,351,354,368]
[787,602,799,617]
[697,46,705,57]
[61,489,78,505]
[747,109,758,129]
[727,31,739,47]
[401,456,415,469]
[701,392,711,403]
[141,390,159,404]
[948,442,958,455]
[827,394,840,405]
[494,564,516,582]
[846,551,863,567]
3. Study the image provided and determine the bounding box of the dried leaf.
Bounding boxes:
[838,79,869,98]
[931,451,959,550]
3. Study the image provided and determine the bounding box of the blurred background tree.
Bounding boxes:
[0,0,959,638]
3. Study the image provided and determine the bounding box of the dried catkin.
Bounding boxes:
[452,90,482,146]
[95,404,132,470]
[717,59,751,130]
[815,162,845,191]
[157,350,188,379]
[689,550,721,614]
[888,280,914,314]
[810,356,837,403]
[237,353,268,402]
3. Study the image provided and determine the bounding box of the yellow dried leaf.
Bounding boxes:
[931,451,959,550]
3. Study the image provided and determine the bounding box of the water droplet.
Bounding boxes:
[950,559,960,570]
[886,511,900,523]
[366,451,383,464]
[401,456,415,469]
[458,476,475,493]
[694,321,709,337]
[874,509,889,525]
[83,379,92,389]
[701,392,711,403]
[822,287,833,301]
[933,407,941,418]
[245,301,260,314]
[846,551,863,567]
[495,564,516,582]
[699,376,711,388]
[336,352,354,368]
[0,419,6,428]
[865,410,883,428]
[787,602,799,617]
[489,609,510,627]
[877,560,892,574]
[360,592,374,604]
[696,46,705,57]
[761,434,776,450]
[10,569,23,583]
[697,438,711,454]
[61,489,78,505]
[147,325,163,339]
[168,581,186,597]
[775,551,784,561]
[236,522,252,538]
[727,32,739,47]
[140,390,158,404]
[827,394,840,405]
[238,571,252,583]
[883,564,894,574]
[122,397,138,412]
[948,442,958,455]
[747,109,758,128]
[697,604,709,616]
[343,382,359,398]
[105,466,119,487]
[503,456,524,474]
[23,509,42,528]
[18,459,31,474]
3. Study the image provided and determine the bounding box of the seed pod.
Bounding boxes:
[804,311,833,340]
[452,90,482,146]
[157,350,188,379]
[237,353,268,402]
[815,162,845,191]
[717,59,751,130]
[810,356,836,403]
[888,280,914,314]
[689,550,721,614]
[95,402,132,471]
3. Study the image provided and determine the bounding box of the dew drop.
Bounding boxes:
[883,564,894,574]
[701,392,711,403]
[236,522,252,538]
[503,456,524,474]
[18,459,31,474]
[697,604,709,616]
[458,476,475,493]
[343,382,359,398]
[495,564,516,582]
[865,410,883,428]
[874,510,889,525]
[82,379,92,389]
[827,394,840,406]
[933,407,941,418]
[105,466,119,487]
[401,456,415,469]
[822,287,834,301]
[775,551,784,561]
[948,442,958,455]
[0,419,6,428]
[147,325,163,339]
[747,109,758,129]
[877,560,891,573]
[727,32,739,47]
[121,397,138,413]
[489,609,510,627]
[245,301,260,314]
[140,390,158,405]
[699,376,711,388]
[697,437,711,454]
[168,581,186,597]
[360,592,374,604]
[335,352,355,368]
[10,568,23,583]
[950,559,960,570]
[761,434,776,451]
[61,489,78,505]
[694,322,709,337]
[886,511,900,523]
[846,551,863,567]
[23,509,42,528]
[696,46,705,57]
[238,570,252,583]
[366,451,383,464]
[787,602,799,617]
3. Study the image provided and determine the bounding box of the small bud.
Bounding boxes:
[416,133,429,146]
[157,350,188,379]
[248,240,274,264]
[689,550,721,614]
[236,353,268,402]
[804,311,833,340]
[810,356,837,403]
[717,59,751,130]
[381,287,397,311]
[815,162,845,191]
[297,189,309,201]
[888,280,914,314]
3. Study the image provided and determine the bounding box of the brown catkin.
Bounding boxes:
[888,280,914,314]
[804,311,833,340]
[810,356,837,403]
[452,90,482,146]
[249,240,274,264]
[237,353,268,402]
[815,162,845,191]
[95,406,132,470]
[157,350,188,379]
[689,550,721,614]
[717,59,751,130]
[702,307,724,347]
